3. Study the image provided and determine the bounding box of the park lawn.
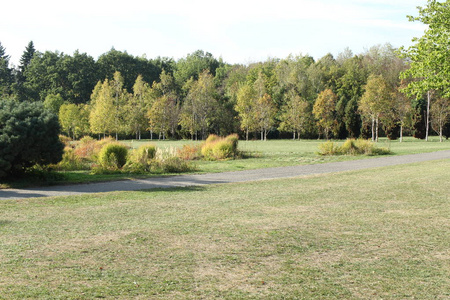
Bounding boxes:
[124,136,450,174]
[0,159,449,299]
[1,137,449,188]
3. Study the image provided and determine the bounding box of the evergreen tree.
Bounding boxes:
[19,41,36,74]
[0,100,64,177]
[0,42,12,97]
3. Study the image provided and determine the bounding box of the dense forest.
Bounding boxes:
[0,41,448,141]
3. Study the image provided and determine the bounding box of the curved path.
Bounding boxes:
[1,150,450,200]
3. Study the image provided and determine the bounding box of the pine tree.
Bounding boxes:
[0,42,12,97]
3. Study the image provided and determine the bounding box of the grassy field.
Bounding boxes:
[1,159,449,299]
[1,137,449,188]
[125,136,450,173]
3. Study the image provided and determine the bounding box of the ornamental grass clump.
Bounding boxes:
[318,139,390,156]
[177,144,202,160]
[124,144,157,172]
[154,147,193,173]
[201,134,240,160]
[317,140,340,156]
[55,146,90,171]
[74,136,115,162]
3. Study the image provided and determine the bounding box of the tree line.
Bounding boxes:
[0,38,449,141]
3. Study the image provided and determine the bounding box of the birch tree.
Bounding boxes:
[313,89,337,139]
[235,84,257,141]
[89,80,114,137]
[359,75,390,142]
[279,91,309,139]
[180,70,217,139]
[256,93,276,141]
[127,75,150,139]
[430,96,450,142]
[399,0,450,141]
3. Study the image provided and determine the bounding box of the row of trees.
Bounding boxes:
[1,1,450,142]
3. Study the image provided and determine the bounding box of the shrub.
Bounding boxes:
[212,140,234,160]
[55,146,89,171]
[59,135,73,147]
[201,142,215,160]
[153,147,194,173]
[134,144,157,161]
[318,139,391,156]
[124,144,157,173]
[318,141,339,156]
[97,143,128,170]
[159,156,192,173]
[0,100,64,177]
[353,139,374,155]
[178,144,202,160]
[201,134,240,160]
[225,134,239,153]
[205,134,220,143]
[74,136,114,162]
[340,139,359,155]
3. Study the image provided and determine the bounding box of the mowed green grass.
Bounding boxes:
[126,137,450,173]
[1,159,449,299]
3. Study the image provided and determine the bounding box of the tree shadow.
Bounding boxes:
[139,185,208,194]
[0,190,49,200]
[0,220,12,227]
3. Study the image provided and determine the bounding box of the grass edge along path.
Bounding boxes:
[0,160,449,299]
[1,149,450,200]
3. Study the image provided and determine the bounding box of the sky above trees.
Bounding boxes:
[2,0,426,65]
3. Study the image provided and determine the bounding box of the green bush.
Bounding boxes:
[134,144,156,162]
[201,142,215,160]
[340,139,359,155]
[225,134,239,153]
[212,140,234,160]
[97,143,128,170]
[0,100,64,177]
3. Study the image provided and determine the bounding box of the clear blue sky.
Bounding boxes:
[1,0,427,66]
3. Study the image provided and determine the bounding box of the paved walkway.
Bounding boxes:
[1,150,450,200]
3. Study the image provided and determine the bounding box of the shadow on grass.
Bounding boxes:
[0,220,12,227]
[139,185,208,194]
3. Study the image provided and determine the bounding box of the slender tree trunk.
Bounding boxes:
[371,117,375,142]
[400,124,403,143]
[293,131,296,140]
[246,128,249,141]
[426,90,430,141]
[375,117,379,142]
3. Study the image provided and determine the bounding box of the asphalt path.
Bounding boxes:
[1,150,450,200]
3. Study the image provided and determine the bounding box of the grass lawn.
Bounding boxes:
[1,137,449,188]
[125,136,450,173]
[1,159,449,299]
